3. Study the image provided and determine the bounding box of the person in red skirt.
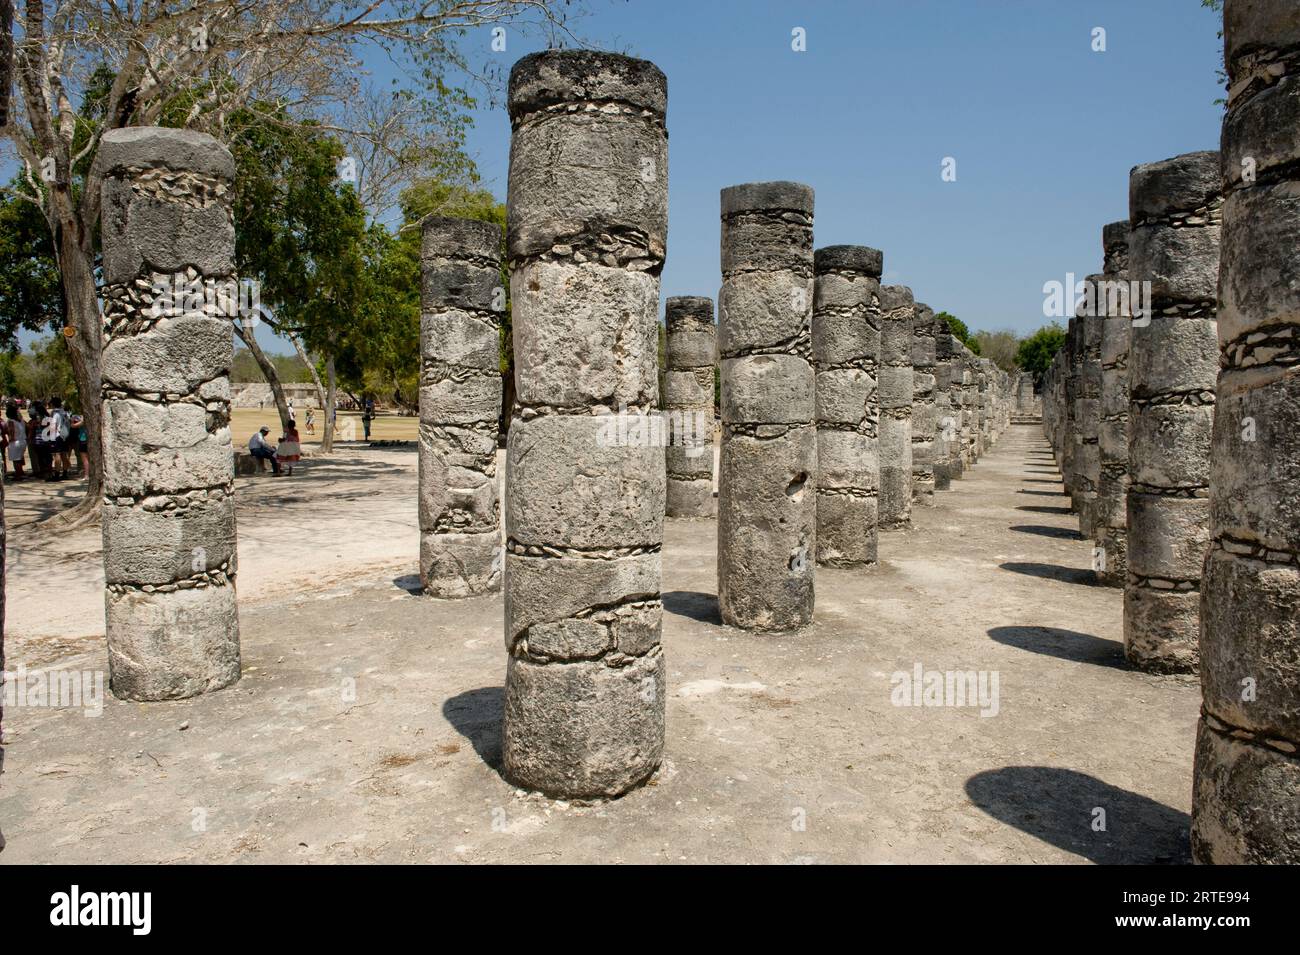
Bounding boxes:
[278,419,303,476]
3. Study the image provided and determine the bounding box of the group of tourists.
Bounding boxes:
[2,396,87,483]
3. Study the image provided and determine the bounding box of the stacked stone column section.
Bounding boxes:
[418,217,503,597]
[1124,150,1221,673]
[1075,282,1104,538]
[878,286,914,528]
[812,245,882,566]
[501,51,667,797]
[664,296,717,518]
[1095,222,1132,587]
[717,181,816,630]
[910,303,938,505]
[97,127,241,702]
[933,333,959,489]
[1193,0,1300,864]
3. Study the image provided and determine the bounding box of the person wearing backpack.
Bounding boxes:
[42,396,72,482]
[27,400,49,480]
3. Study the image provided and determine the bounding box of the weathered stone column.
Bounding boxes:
[933,334,958,490]
[1124,150,1221,673]
[501,51,667,797]
[419,217,503,597]
[1193,0,1300,864]
[98,127,240,701]
[664,296,716,518]
[718,181,816,629]
[910,302,937,506]
[1095,222,1132,587]
[813,245,882,566]
[1075,284,1104,537]
[1062,316,1080,497]
[878,285,914,527]
[962,349,980,467]
[976,358,991,457]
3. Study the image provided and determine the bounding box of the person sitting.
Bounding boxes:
[248,426,282,476]
[277,420,302,476]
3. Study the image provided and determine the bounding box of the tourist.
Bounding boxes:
[278,419,302,476]
[3,401,26,481]
[248,425,282,476]
[43,397,73,482]
[362,397,375,440]
[305,407,316,435]
[27,400,49,480]
[70,413,88,476]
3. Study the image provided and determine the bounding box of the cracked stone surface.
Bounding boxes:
[97,126,240,702]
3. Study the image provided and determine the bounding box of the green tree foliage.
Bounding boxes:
[1014,323,1067,384]
[936,311,981,355]
[0,188,62,349]
[973,329,1020,372]
[4,336,78,407]
[231,348,314,385]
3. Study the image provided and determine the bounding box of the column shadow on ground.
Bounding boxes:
[1009,524,1083,541]
[999,562,1097,586]
[392,574,422,595]
[1019,489,1066,497]
[1017,504,1074,515]
[965,766,1191,864]
[663,590,722,625]
[1024,479,1064,485]
[443,687,504,771]
[987,625,1127,669]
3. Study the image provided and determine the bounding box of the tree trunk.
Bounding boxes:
[235,317,291,433]
[40,221,103,529]
[321,355,337,453]
[289,332,327,413]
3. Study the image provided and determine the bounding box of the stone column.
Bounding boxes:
[1193,0,1300,864]
[1095,222,1132,587]
[664,296,716,518]
[718,181,816,630]
[97,127,240,701]
[910,303,937,506]
[419,217,503,597]
[1062,316,1080,497]
[976,358,991,457]
[878,285,914,528]
[963,350,980,466]
[1124,150,1221,673]
[1075,285,1104,538]
[813,245,882,566]
[933,334,958,490]
[501,51,667,797]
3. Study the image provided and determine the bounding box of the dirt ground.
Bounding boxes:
[0,423,1200,864]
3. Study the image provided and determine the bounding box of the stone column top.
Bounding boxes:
[1225,2,1300,67]
[1128,151,1221,220]
[508,50,667,122]
[96,127,235,180]
[814,245,883,277]
[880,284,914,310]
[721,180,815,217]
[1103,220,1130,250]
[420,216,502,261]
[665,295,714,325]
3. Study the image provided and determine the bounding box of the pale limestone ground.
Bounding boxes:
[0,425,1199,863]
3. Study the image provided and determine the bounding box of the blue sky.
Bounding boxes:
[452,0,1223,339]
[11,0,1225,351]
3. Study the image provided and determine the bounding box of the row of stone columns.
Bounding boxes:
[1042,151,1220,674]
[90,56,1012,808]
